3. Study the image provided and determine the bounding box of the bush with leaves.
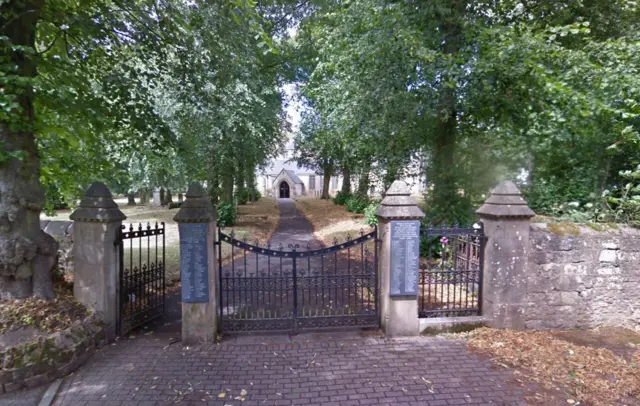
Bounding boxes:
[363,202,379,226]
[603,166,640,226]
[332,191,351,205]
[217,201,236,227]
[236,189,251,205]
[422,193,475,227]
[346,194,369,213]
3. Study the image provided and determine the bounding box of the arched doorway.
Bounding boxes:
[279,181,290,198]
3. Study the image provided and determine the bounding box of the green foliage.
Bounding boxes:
[422,193,476,227]
[294,0,640,223]
[346,194,369,213]
[419,236,443,259]
[236,189,251,205]
[216,201,236,227]
[43,184,69,216]
[603,166,640,226]
[253,189,262,201]
[363,202,379,227]
[332,191,351,206]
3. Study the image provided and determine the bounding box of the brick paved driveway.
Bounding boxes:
[52,332,539,406]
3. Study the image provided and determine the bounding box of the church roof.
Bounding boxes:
[265,159,298,175]
[284,170,303,184]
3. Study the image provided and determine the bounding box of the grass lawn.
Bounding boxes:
[42,197,280,283]
[293,196,373,245]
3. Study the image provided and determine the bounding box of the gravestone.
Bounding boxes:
[152,188,161,207]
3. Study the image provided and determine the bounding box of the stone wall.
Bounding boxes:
[0,312,104,394]
[40,220,74,277]
[527,223,640,331]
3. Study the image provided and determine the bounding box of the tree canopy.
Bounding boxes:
[1,0,640,298]
[292,0,640,223]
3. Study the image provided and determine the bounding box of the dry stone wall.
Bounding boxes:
[527,223,640,331]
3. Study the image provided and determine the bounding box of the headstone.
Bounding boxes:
[152,188,161,207]
[389,220,420,296]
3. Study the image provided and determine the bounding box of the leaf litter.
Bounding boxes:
[464,327,640,406]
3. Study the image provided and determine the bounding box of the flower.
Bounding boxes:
[440,236,449,246]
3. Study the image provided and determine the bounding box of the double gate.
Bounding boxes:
[115,222,166,337]
[217,228,379,333]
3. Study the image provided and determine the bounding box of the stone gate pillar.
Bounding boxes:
[376,180,425,337]
[174,182,218,345]
[476,181,535,329]
[70,182,126,342]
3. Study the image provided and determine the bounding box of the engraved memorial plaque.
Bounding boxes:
[179,223,210,303]
[390,220,420,296]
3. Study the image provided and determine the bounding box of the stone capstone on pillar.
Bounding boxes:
[70,182,125,342]
[476,180,535,330]
[376,180,425,337]
[174,182,218,345]
[69,182,126,223]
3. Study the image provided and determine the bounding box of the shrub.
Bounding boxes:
[252,189,262,201]
[363,202,379,226]
[346,194,369,213]
[602,165,640,226]
[419,235,443,258]
[333,190,351,205]
[422,194,475,227]
[217,201,236,227]
[236,189,251,205]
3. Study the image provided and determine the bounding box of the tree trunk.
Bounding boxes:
[0,0,57,300]
[221,172,234,202]
[127,193,136,205]
[159,187,165,205]
[165,188,173,204]
[140,189,150,204]
[341,166,351,195]
[236,164,247,204]
[357,160,372,196]
[429,3,463,214]
[321,165,332,200]
[247,169,258,201]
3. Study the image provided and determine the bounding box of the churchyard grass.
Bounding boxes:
[41,197,280,283]
[293,196,372,246]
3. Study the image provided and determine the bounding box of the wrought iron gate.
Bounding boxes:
[217,228,378,333]
[115,222,166,336]
[418,223,485,318]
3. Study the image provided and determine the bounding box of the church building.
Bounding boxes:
[256,141,427,198]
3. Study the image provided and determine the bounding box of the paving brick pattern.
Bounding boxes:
[53,334,540,406]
